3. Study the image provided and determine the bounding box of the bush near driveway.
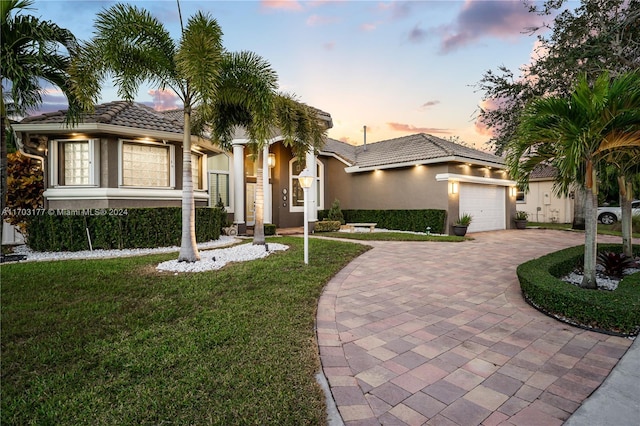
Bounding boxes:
[517,244,640,336]
[1,237,369,425]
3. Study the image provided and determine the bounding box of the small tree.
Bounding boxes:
[327,199,344,224]
[4,152,44,233]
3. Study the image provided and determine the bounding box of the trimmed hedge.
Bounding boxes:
[25,207,225,252]
[317,209,447,234]
[517,244,640,336]
[264,224,277,236]
[314,221,341,232]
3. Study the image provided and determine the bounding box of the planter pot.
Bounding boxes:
[514,220,528,229]
[452,225,468,236]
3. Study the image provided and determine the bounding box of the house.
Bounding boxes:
[14,102,517,235]
[516,165,573,223]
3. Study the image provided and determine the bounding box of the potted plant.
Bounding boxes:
[514,211,528,229]
[452,213,472,236]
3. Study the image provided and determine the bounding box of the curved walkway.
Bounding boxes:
[316,229,637,425]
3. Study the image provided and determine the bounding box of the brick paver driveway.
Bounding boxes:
[316,229,636,425]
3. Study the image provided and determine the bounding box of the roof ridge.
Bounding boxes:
[423,134,455,156]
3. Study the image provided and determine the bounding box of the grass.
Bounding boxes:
[1,237,369,425]
[528,222,640,238]
[316,231,466,242]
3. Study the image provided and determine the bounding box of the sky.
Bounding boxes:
[30,0,561,151]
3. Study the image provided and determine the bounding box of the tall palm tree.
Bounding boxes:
[71,3,279,262]
[205,56,327,245]
[507,71,640,289]
[1,0,80,243]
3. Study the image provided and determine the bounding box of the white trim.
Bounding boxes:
[346,157,505,173]
[435,173,515,187]
[318,151,352,166]
[44,187,209,201]
[13,122,223,153]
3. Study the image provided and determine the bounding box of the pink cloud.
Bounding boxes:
[261,0,303,12]
[474,98,504,137]
[306,14,340,26]
[387,122,451,134]
[360,22,378,31]
[323,41,336,50]
[435,0,544,53]
[148,89,181,111]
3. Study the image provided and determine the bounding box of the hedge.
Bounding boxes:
[25,207,226,252]
[317,209,447,234]
[517,243,640,336]
[314,221,341,232]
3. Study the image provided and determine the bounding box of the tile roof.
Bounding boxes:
[529,164,558,180]
[20,101,184,134]
[320,133,505,169]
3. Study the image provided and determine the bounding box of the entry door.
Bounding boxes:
[246,182,256,226]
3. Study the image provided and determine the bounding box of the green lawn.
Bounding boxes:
[528,222,640,238]
[1,237,369,425]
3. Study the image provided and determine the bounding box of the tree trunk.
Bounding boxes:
[1,117,7,246]
[253,149,265,246]
[618,176,633,257]
[178,110,200,262]
[572,186,586,230]
[581,168,598,289]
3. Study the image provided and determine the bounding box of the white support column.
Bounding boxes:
[263,145,272,224]
[306,150,318,222]
[232,143,245,225]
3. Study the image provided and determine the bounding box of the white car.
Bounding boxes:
[597,200,640,224]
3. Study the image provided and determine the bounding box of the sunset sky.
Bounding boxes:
[31,0,563,151]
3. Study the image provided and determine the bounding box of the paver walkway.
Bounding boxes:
[316,229,636,425]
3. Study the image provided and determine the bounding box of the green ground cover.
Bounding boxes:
[1,237,368,425]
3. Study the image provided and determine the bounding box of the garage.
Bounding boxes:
[459,184,506,232]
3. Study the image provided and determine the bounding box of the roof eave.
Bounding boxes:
[344,155,505,173]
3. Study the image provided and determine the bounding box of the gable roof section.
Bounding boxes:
[529,164,558,180]
[319,133,505,172]
[20,101,184,134]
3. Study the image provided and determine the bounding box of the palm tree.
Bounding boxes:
[71,3,279,262]
[507,71,640,289]
[204,57,327,245]
[1,0,80,243]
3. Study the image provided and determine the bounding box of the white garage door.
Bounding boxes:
[459,184,506,232]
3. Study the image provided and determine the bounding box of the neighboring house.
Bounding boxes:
[14,102,517,235]
[516,165,573,223]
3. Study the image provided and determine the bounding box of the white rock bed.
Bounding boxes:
[12,236,239,262]
[561,264,640,291]
[156,242,288,273]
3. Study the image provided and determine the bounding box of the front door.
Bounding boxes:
[246,182,256,226]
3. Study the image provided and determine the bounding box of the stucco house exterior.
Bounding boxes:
[13,102,517,235]
[516,165,573,223]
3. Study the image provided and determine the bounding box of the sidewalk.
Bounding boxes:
[316,229,638,425]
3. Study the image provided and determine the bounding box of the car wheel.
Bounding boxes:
[599,212,617,225]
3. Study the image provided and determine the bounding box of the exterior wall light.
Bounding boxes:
[510,186,517,197]
[450,181,459,194]
[268,153,276,168]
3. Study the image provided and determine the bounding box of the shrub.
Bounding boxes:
[314,221,341,232]
[517,244,640,336]
[317,209,447,234]
[264,223,277,236]
[597,251,634,277]
[25,207,224,252]
[327,199,345,224]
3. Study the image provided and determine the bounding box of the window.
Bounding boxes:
[120,140,174,188]
[516,185,526,203]
[289,158,323,212]
[208,153,230,208]
[49,139,99,186]
[191,153,203,190]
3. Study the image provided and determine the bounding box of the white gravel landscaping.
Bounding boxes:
[9,237,290,273]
